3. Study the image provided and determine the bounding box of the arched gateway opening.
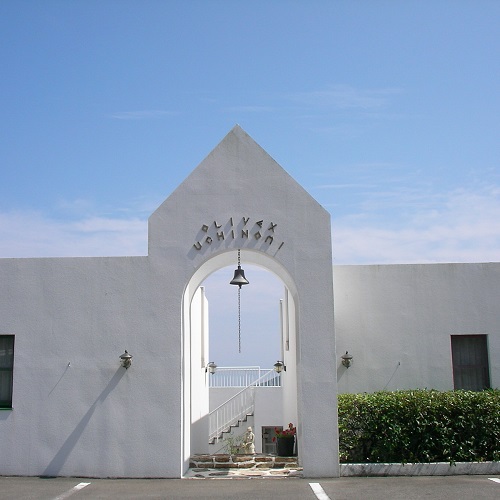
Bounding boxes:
[203,264,283,368]
[182,250,299,467]
[148,126,339,477]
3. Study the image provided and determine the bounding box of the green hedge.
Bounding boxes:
[338,389,500,463]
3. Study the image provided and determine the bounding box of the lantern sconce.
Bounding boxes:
[120,350,133,369]
[274,360,286,373]
[205,361,217,375]
[341,351,353,368]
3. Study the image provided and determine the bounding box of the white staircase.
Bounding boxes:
[208,384,255,445]
[208,368,279,446]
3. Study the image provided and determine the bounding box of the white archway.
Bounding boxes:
[182,249,299,471]
[147,126,339,477]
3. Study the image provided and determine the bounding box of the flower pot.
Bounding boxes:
[276,436,295,457]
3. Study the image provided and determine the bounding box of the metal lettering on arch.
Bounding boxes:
[193,216,284,252]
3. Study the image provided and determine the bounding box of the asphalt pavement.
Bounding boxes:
[0,475,499,500]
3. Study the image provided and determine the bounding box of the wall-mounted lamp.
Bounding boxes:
[120,350,133,369]
[341,351,353,368]
[274,361,286,373]
[205,361,217,374]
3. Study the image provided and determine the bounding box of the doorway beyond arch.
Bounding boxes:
[182,249,299,473]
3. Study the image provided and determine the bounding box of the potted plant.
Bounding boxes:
[273,423,296,457]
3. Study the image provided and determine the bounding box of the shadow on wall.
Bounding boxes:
[337,363,347,384]
[337,361,402,392]
[42,368,126,477]
[382,362,401,390]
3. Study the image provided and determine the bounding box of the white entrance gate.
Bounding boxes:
[149,126,338,477]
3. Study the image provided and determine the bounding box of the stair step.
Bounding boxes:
[190,454,299,470]
[208,413,255,445]
[215,414,254,437]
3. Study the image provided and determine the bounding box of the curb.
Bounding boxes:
[341,461,500,477]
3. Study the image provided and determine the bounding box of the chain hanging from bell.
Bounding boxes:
[230,249,249,352]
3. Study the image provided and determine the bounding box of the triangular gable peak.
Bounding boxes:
[148,125,328,265]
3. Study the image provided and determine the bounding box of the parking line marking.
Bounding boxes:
[309,482,331,500]
[53,482,91,500]
[489,478,500,484]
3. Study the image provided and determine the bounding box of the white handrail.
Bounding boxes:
[208,370,280,443]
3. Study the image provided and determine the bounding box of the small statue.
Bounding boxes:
[243,426,255,454]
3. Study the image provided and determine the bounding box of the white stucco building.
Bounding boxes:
[0,126,498,478]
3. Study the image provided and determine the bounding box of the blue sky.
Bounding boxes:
[1,1,499,367]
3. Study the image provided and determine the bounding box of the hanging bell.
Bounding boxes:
[230,265,249,288]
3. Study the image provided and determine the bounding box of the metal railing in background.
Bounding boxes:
[209,366,281,388]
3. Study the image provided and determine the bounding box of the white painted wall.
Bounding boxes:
[190,287,210,454]
[281,288,298,431]
[334,263,500,394]
[0,126,338,478]
[209,387,243,411]
[3,127,497,480]
[0,256,181,477]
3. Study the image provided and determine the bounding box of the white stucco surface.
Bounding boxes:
[0,126,338,478]
[334,263,500,393]
[0,256,179,477]
[1,126,497,479]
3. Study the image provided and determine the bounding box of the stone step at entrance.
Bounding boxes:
[190,453,299,470]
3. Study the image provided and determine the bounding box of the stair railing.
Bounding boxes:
[208,370,279,443]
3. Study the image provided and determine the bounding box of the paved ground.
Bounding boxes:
[0,475,499,499]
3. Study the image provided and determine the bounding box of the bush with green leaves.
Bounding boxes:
[338,389,500,464]
[222,434,245,454]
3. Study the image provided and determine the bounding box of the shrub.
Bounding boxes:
[338,389,500,464]
[222,434,244,454]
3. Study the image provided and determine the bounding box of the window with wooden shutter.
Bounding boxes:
[0,335,14,408]
[451,335,490,391]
